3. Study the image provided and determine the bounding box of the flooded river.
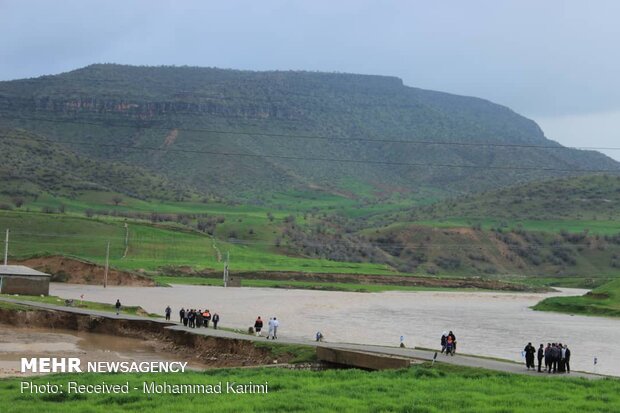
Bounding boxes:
[50,283,619,376]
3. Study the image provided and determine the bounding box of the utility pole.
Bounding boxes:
[3,229,8,266]
[223,251,229,287]
[103,241,110,288]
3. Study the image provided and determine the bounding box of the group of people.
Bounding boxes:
[253,316,280,339]
[524,342,571,373]
[172,307,220,329]
[440,331,457,356]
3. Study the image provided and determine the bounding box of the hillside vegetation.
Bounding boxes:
[0,128,193,201]
[1,64,618,201]
[407,175,620,221]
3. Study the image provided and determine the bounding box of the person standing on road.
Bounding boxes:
[440,332,447,353]
[212,313,220,329]
[165,306,171,321]
[446,334,454,356]
[115,299,121,315]
[204,309,211,328]
[448,331,457,354]
[272,317,279,339]
[179,307,185,324]
[254,317,264,336]
[188,309,195,328]
[524,342,536,370]
[267,317,274,339]
[537,344,544,372]
[558,343,566,373]
[550,343,559,373]
[564,345,571,373]
[196,310,203,328]
[544,343,551,371]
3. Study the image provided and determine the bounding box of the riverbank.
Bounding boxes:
[0,302,314,373]
[533,278,620,318]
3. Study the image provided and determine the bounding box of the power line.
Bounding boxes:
[1,132,619,173]
[2,110,620,152]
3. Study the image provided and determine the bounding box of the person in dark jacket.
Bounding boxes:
[564,345,571,373]
[195,310,203,328]
[440,332,447,353]
[188,309,195,328]
[212,313,220,329]
[557,342,566,373]
[524,342,536,370]
[537,344,544,372]
[115,299,121,315]
[179,307,185,324]
[544,343,551,371]
[165,306,171,321]
[254,317,264,337]
[550,343,559,373]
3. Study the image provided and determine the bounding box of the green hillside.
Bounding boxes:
[1,64,618,201]
[408,174,620,221]
[0,128,194,201]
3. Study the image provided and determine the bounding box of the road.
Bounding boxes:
[0,297,604,379]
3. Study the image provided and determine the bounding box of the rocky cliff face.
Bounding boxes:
[0,95,304,121]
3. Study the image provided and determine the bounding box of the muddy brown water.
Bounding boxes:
[0,324,207,377]
[48,283,620,376]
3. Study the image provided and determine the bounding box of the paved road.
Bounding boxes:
[0,297,605,379]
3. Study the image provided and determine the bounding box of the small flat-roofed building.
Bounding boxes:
[0,265,51,295]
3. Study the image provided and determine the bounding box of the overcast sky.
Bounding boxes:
[1,0,619,160]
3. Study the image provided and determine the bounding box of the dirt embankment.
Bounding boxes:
[162,266,541,292]
[17,256,156,287]
[0,307,293,367]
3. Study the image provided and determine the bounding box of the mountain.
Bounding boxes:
[0,64,618,200]
[0,128,193,200]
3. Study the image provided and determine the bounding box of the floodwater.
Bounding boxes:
[0,324,206,377]
[50,283,620,376]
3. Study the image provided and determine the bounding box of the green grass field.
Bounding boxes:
[1,364,618,412]
[0,210,396,276]
[3,179,620,301]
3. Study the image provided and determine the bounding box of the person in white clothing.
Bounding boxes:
[272,317,279,339]
[267,317,274,339]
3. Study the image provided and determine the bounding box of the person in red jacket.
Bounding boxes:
[254,316,264,336]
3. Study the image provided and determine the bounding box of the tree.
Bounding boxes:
[11,197,24,208]
[112,196,123,206]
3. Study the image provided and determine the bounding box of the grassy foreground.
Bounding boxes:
[533,278,620,318]
[1,364,619,412]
